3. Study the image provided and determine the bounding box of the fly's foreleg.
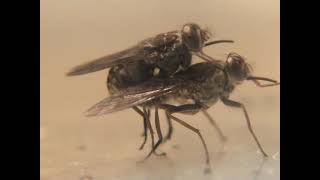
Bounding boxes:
[221,97,268,157]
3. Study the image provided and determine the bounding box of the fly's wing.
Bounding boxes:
[66,46,143,76]
[66,31,180,76]
[85,80,180,117]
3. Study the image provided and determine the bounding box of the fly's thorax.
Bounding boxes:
[176,81,220,107]
[174,68,226,106]
[197,69,227,105]
[220,82,235,100]
[142,31,181,55]
[156,47,191,77]
[142,31,191,77]
[178,44,192,70]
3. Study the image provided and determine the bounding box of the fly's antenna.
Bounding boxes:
[247,76,280,87]
[204,40,234,47]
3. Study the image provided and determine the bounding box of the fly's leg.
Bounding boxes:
[161,103,227,143]
[195,52,223,69]
[159,103,212,174]
[168,114,212,174]
[159,103,203,115]
[143,106,166,160]
[163,112,173,142]
[141,107,164,158]
[201,110,227,142]
[163,103,204,142]
[132,106,148,150]
[221,97,268,157]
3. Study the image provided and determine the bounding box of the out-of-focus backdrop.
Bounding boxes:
[40,0,280,179]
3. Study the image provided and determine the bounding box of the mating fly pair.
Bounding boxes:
[67,23,280,173]
[66,23,234,153]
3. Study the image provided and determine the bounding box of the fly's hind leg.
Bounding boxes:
[143,106,166,160]
[159,103,212,174]
[132,106,148,150]
[133,106,164,157]
[201,109,227,142]
[162,103,227,143]
[163,112,173,142]
[143,108,165,157]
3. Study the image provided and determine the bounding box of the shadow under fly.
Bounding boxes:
[84,52,279,173]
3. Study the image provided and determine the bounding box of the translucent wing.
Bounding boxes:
[85,80,179,117]
[66,46,143,76]
[66,31,180,76]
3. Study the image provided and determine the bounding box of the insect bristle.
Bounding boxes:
[246,62,254,74]
[202,26,213,41]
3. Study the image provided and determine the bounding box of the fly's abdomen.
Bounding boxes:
[176,67,227,106]
[106,62,154,95]
[106,65,124,95]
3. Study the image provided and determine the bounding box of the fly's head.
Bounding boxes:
[181,23,211,52]
[225,52,252,84]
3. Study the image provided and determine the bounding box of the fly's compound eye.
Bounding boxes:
[227,53,244,66]
[182,25,192,36]
[229,58,244,71]
[182,23,205,51]
[226,53,250,81]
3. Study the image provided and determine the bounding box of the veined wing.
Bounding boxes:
[66,31,180,76]
[66,46,144,76]
[85,80,180,117]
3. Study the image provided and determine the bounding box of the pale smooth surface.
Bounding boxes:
[40,0,280,179]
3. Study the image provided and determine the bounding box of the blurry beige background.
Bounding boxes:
[40,0,279,179]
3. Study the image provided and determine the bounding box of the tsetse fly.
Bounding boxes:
[85,53,280,173]
[66,23,233,154]
[66,23,233,77]
[106,60,228,155]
